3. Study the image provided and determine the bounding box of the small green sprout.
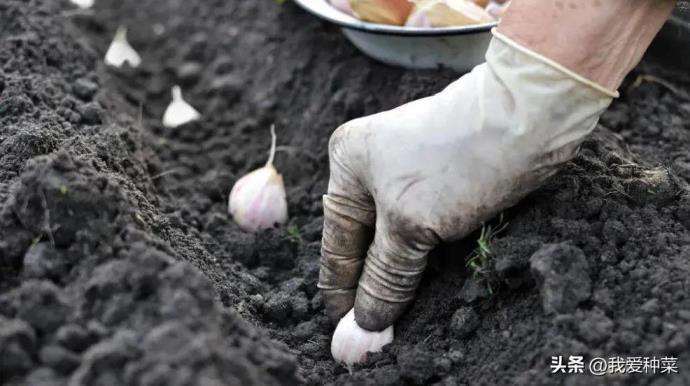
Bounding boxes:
[466,214,508,292]
[287,224,302,243]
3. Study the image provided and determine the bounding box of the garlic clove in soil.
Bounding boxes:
[105,26,142,68]
[348,0,414,26]
[331,308,394,366]
[406,0,495,28]
[228,125,288,233]
[162,86,201,128]
[70,0,94,9]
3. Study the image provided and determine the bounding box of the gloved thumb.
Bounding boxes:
[353,219,437,331]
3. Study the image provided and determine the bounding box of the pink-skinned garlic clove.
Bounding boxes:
[330,0,354,16]
[331,308,394,366]
[485,0,510,20]
[405,8,432,27]
[228,125,288,233]
[407,0,494,27]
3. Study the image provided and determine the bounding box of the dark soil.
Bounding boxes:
[0,0,688,385]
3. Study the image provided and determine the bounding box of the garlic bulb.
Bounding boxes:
[105,26,141,68]
[70,0,94,9]
[348,0,414,26]
[406,0,494,27]
[228,126,288,232]
[331,308,394,366]
[162,86,201,128]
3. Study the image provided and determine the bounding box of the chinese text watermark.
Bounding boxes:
[550,356,679,376]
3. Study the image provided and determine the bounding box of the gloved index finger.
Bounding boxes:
[319,122,376,323]
[319,193,375,322]
[354,217,437,331]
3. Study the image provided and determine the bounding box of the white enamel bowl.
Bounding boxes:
[294,0,497,72]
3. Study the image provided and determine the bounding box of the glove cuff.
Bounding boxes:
[491,28,620,99]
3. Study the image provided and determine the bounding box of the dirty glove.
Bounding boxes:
[318,29,618,331]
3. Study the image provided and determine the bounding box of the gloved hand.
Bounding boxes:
[318,29,618,332]
[320,0,676,367]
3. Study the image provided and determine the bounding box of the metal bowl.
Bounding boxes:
[294,0,497,72]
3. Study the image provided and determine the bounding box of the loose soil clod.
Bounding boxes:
[0,0,689,385]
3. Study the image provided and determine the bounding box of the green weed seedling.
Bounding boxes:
[466,214,508,294]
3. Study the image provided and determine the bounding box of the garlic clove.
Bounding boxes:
[162,86,201,128]
[405,7,433,27]
[229,166,288,232]
[330,0,354,16]
[407,0,494,27]
[331,309,394,366]
[105,26,142,68]
[349,0,414,26]
[485,0,510,20]
[228,126,288,233]
[70,0,94,9]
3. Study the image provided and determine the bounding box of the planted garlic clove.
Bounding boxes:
[70,0,94,9]
[406,0,494,27]
[105,26,141,68]
[228,126,288,233]
[331,309,394,366]
[349,0,414,26]
[162,86,201,128]
[330,0,354,16]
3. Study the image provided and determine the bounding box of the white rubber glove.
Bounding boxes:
[319,29,618,332]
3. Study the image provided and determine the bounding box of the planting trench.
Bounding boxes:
[1,0,689,385]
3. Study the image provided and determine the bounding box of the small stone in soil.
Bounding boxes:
[457,276,491,304]
[449,307,480,338]
[22,242,68,281]
[529,243,591,315]
[73,78,99,101]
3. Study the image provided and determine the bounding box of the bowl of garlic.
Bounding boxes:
[294,0,508,72]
